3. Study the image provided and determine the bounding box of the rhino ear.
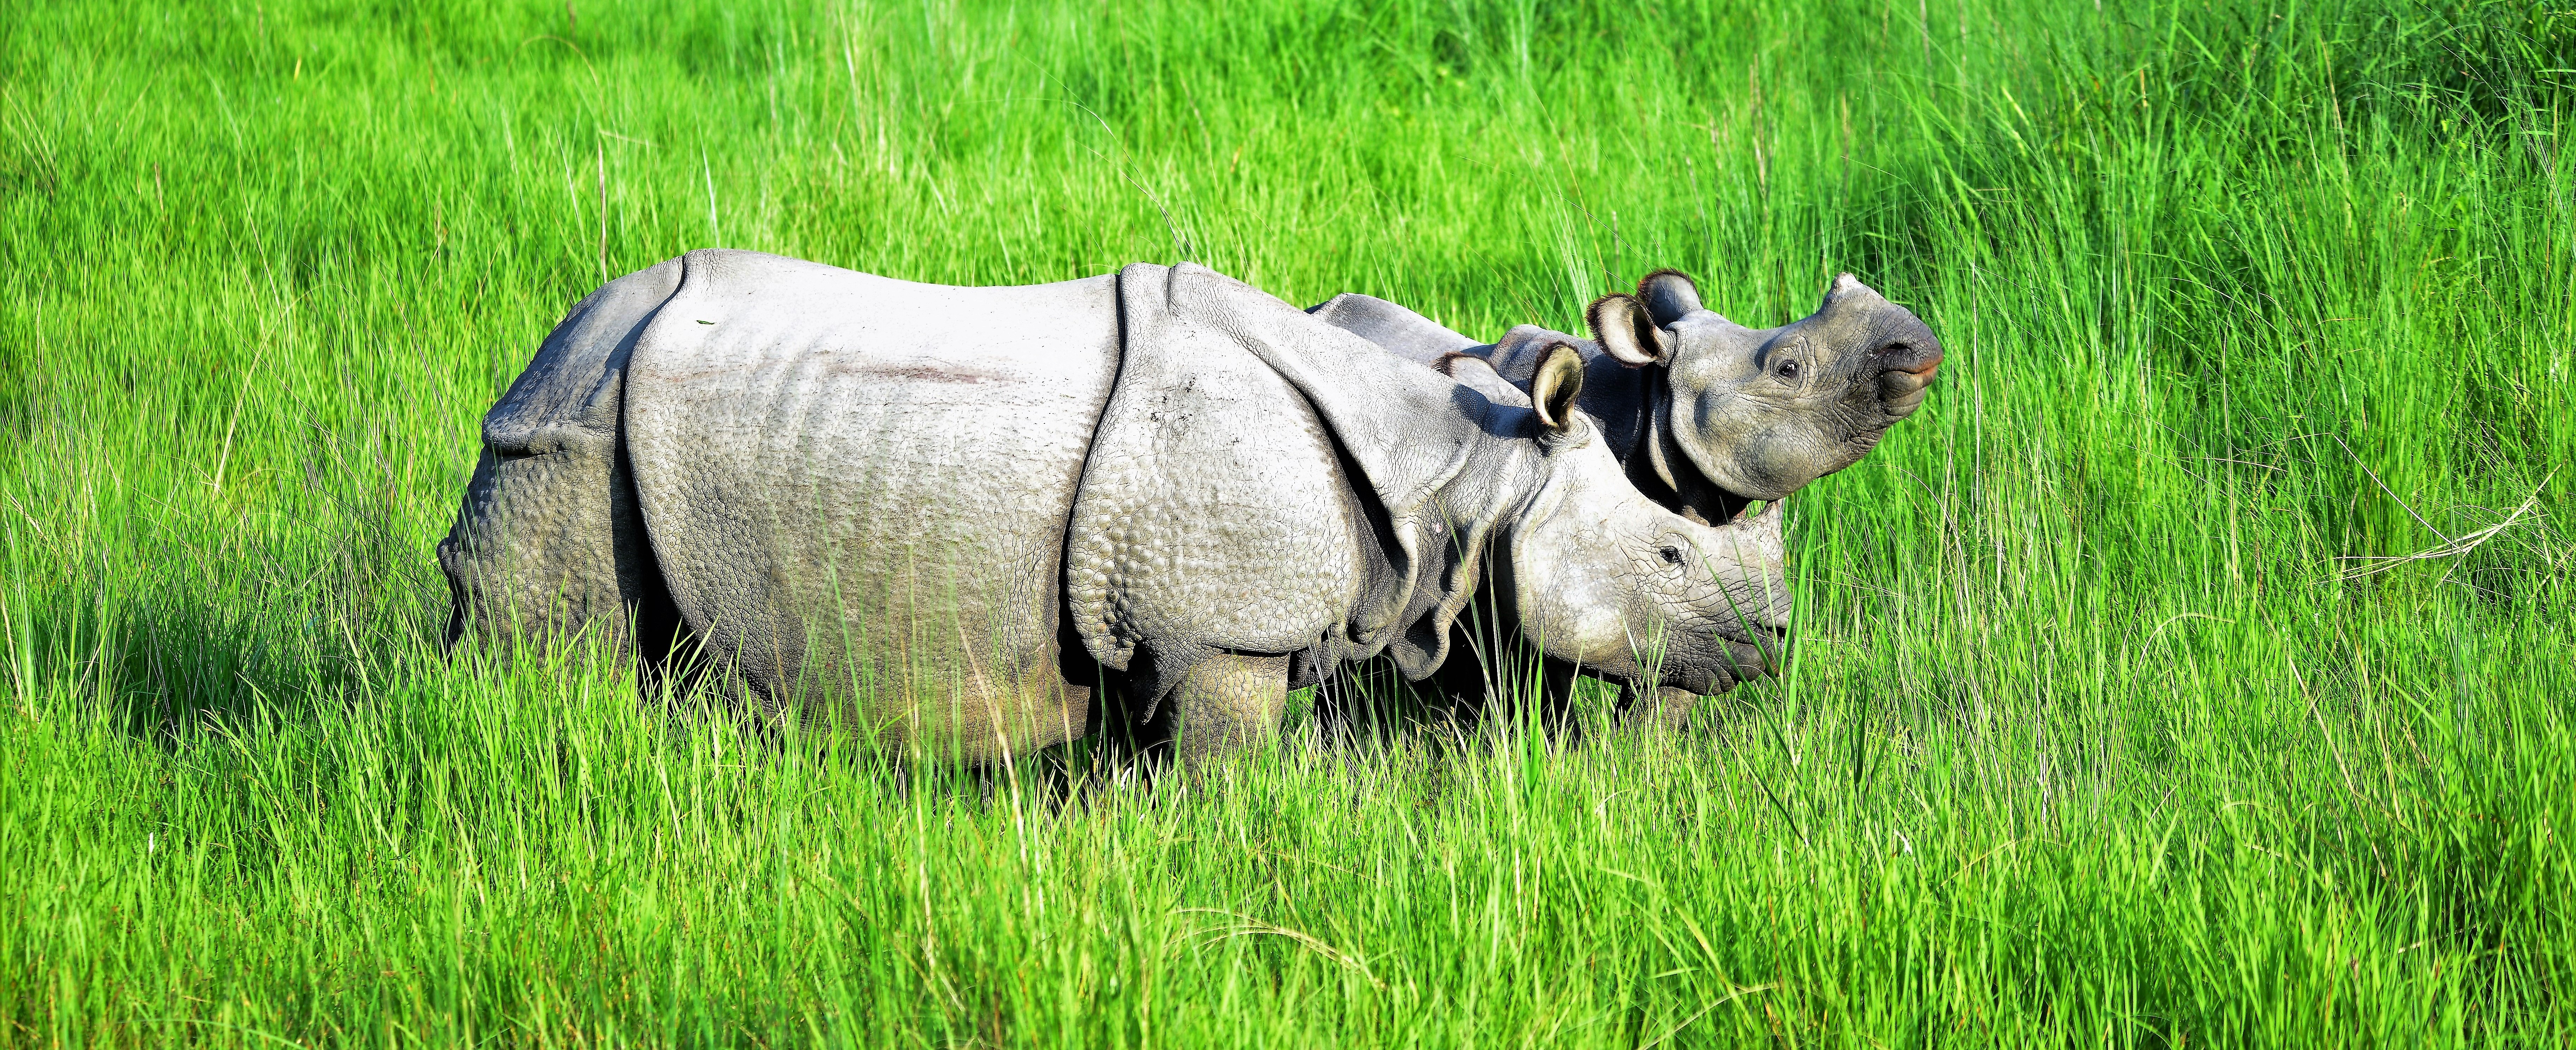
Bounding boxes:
[1637,269,1704,327]
[1437,352,1535,409]
[1529,341,1586,431]
[1585,293,1671,366]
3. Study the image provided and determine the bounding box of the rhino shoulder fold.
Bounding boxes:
[1067,264,1513,692]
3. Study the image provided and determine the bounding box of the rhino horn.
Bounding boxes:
[1585,293,1672,366]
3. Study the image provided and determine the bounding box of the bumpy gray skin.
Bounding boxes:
[1309,271,1940,724]
[442,251,1791,764]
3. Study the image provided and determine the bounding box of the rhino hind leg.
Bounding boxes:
[438,442,679,664]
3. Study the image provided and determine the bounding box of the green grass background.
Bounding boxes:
[5,0,2574,1044]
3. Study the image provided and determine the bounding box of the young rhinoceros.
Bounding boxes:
[1308,269,1941,723]
[1309,269,1943,524]
[439,251,1790,764]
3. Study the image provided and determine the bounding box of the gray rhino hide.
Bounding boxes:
[1304,292,1480,366]
[623,253,1119,745]
[1305,296,1696,514]
[438,258,680,653]
[1070,265,1507,707]
[615,253,1497,750]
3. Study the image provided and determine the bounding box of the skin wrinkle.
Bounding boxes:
[1413,354,1788,709]
[1496,413,1786,690]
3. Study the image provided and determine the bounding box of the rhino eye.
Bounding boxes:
[1776,360,1800,381]
[1658,545,1685,566]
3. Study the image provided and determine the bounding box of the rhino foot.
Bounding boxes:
[1617,685,1704,732]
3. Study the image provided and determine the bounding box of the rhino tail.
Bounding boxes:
[440,257,686,664]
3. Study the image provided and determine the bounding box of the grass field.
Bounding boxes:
[5,0,2574,1045]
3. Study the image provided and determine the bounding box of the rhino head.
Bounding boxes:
[1590,270,1944,505]
[1440,345,1789,696]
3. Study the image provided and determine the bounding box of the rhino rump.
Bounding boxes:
[437,257,685,658]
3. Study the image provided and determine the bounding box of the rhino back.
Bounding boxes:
[623,250,1116,753]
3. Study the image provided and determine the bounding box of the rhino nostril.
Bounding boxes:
[1880,341,1943,376]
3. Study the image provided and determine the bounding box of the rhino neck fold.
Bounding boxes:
[1634,374,1757,527]
[1572,351,1653,457]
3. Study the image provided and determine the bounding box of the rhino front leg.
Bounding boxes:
[1423,624,1581,735]
[1620,684,1703,731]
[1165,653,1290,766]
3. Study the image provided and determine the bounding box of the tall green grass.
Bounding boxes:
[4,0,2571,1044]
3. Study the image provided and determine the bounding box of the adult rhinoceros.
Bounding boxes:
[1308,269,1940,723]
[439,250,1790,763]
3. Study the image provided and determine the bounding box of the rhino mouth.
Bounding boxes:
[1655,630,1785,697]
[1682,494,1791,696]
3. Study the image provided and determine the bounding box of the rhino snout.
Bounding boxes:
[1873,332,1943,418]
[1731,627,1789,679]
[1666,627,1787,696]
